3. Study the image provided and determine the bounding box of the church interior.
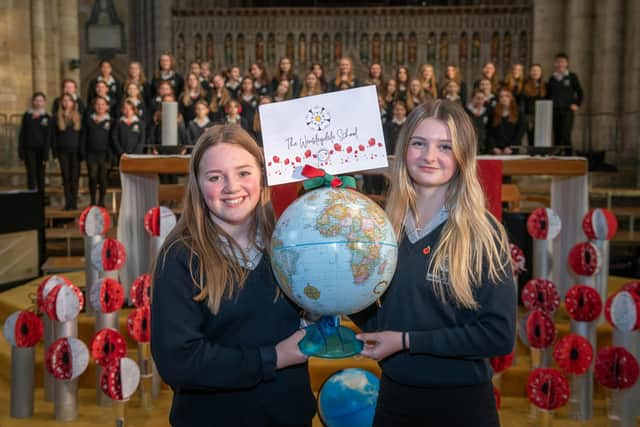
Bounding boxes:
[1,0,639,426]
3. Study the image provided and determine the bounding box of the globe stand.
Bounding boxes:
[299,316,363,358]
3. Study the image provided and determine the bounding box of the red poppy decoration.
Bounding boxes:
[567,242,601,276]
[78,205,111,236]
[509,243,526,275]
[594,346,640,390]
[493,386,501,410]
[622,281,640,299]
[564,285,602,322]
[45,337,89,380]
[130,274,152,308]
[582,208,618,241]
[552,334,593,375]
[89,278,125,314]
[527,368,570,410]
[527,208,561,240]
[143,206,176,237]
[2,310,44,348]
[604,291,640,332]
[521,279,560,314]
[490,351,514,374]
[526,310,556,349]
[127,305,151,343]
[44,283,84,321]
[100,357,140,401]
[37,275,74,312]
[90,328,128,367]
[92,238,127,272]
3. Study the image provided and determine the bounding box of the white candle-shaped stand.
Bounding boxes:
[161,102,178,146]
[509,243,526,363]
[526,310,556,369]
[595,346,640,427]
[101,357,141,427]
[90,328,128,407]
[46,337,89,422]
[526,367,570,427]
[534,100,553,147]
[582,208,618,324]
[127,305,153,406]
[527,208,562,280]
[3,311,44,418]
[79,205,111,316]
[37,275,74,402]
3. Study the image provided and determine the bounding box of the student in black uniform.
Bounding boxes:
[225,66,242,100]
[52,79,85,116]
[151,124,315,427]
[179,72,208,124]
[465,88,492,154]
[238,76,259,130]
[271,57,301,98]
[442,80,463,105]
[487,87,526,154]
[151,53,184,102]
[251,96,271,146]
[395,66,410,101]
[365,63,384,92]
[328,57,359,92]
[187,100,214,144]
[19,92,52,194]
[199,61,214,95]
[249,62,271,98]
[81,96,113,207]
[88,59,121,106]
[382,79,398,118]
[209,74,232,123]
[383,100,407,156]
[418,64,438,100]
[474,62,500,95]
[90,81,118,118]
[112,98,146,157]
[124,61,152,109]
[150,80,174,117]
[224,99,250,133]
[352,99,515,427]
[299,71,323,97]
[53,94,82,210]
[522,64,547,146]
[503,63,525,107]
[272,80,292,103]
[311,62,328,93]
[547,53,583,147]
[124,81,151,127]
[478,77,497,109]
[440,65,467,104]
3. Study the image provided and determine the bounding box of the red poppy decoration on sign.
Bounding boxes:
[130,274,152,308]
[521,279,560,314]
[526,310,556,349]
[567,242,600,276]
[527,208,561,240]
[527,368,570,410]
[604,291,640,332]
[90,278,125,314]
[44,283,84,321]
[594,346,640,390]
[92,238,127,272]
[127,306,151,343]
[490,351,514,374]
[564,285,602,322]
[37,275,74,312]
[45,337,89,380]
[552,334,593,375]
[100,357,140,401]
[582,208,618,241]
[78,205,111,236]
[509,243,526,275]
[2,310,44,348]
[90,328,128,367]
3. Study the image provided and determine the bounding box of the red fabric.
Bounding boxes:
[477,159,503,221]
[271,183,300,219]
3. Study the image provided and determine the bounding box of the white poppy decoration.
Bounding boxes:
[305,106,331,131]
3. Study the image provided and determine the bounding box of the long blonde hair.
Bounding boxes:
[156,124,275,314]
[385,100,509,309]
[57,93,81,131]
[181,72,207,107]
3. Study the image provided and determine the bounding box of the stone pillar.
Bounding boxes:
[590,0,624,158]
[621,0,640,181]
[531,0,565,67]
[46,1,60,101]
[30,0,47,92]
[58,0,80,86]
[564,0,593,154]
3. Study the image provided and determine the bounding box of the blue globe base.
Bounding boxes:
[299,316,363,358]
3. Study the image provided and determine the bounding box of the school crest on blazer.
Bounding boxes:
[40,117,48,126]
[132,123,140,133]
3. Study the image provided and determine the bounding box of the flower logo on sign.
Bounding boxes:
[305,106,331,131]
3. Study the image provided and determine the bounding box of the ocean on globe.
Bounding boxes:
[318,368,380,427]
[270,187,398,316]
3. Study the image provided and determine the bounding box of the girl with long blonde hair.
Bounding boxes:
[419,63,438,99]
[151,124,315,426]
[353,99,515,427]
[54,93,82,210]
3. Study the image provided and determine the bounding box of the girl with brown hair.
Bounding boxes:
[151,124,315,427]
[418,63,438,100]
[503,63,525,106]
[209,74,232,123]
[299,71,323,97]
[179,72,209,124]
[522,64,547,145]
[487,87,526,154]
[152,52,184,102]
[270,57,301,98]
[405,78,426,112]
[329,57,360,92]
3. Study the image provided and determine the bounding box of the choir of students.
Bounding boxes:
[20,53,583,208]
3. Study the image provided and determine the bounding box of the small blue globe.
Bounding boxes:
[318,368,380,427]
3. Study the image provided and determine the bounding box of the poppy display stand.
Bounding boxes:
[138,342,153,409]
[299,316,363,358]
[84,234,103,316]
[42,316,54,402]
[569,321,596,420]
[10,346,35,418]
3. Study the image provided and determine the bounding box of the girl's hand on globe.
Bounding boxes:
[356,331,405,361]
[275,329,308,369]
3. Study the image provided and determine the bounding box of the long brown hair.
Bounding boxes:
[523,64,547,98]
[503,64,524,96]
[385,100,510,309]
[492,88,519,127]
[181,72,207,106]
[156,124,275,314]
[419,64,438,99]
[57,94,81,131]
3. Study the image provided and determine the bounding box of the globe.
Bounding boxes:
[270,186,398,358]
[271,187,398,316]
[318,368,380,427]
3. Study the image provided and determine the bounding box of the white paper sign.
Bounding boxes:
[259,85,388,186]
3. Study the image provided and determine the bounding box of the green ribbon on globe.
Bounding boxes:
[301,165,357,191]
